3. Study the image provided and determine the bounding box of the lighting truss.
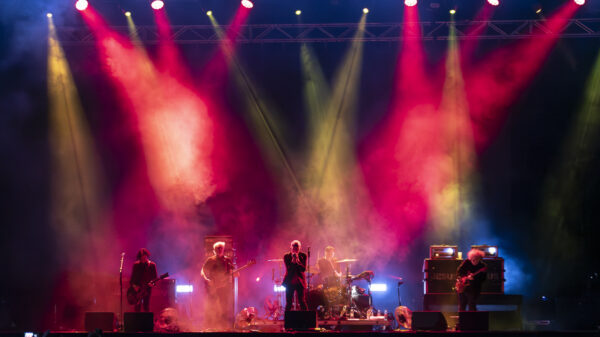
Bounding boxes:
[54,18,600,45]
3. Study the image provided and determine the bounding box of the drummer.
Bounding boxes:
[317,246,342,288]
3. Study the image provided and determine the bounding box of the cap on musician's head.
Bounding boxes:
[290,240,301,248]
[213,241,226,250]
[137,248,151,260]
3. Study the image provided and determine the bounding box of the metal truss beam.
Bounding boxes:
[56,18,600,45]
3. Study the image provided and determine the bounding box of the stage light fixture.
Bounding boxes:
[574,0,585,5]
[175,285,194,293]
[536,8,542,14]
[369,283,388,292]
[241,0,254,9]
[295,10,301,15]
[206,10,213,16]
[405,0,417,7]
[151,0,164,10]
[46,13,53,18]
[75,0,88,11]
[363,8,369,14]
[449,9,456,14]
[125,11,131,17]
[487,0,499,6]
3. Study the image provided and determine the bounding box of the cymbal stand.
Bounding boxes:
[271,266,283,320]
[344,266,361,318]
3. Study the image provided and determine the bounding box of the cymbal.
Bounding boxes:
[266,259,283,262]
[336,258,358,263]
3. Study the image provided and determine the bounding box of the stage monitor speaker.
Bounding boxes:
[284,311,317,330]
[124,312,154,332]
[84,312,115,332]
[411,311,447,331]
[459,311,489,331]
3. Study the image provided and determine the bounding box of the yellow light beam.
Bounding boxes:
[208,15,318,223]
[428,16,479,242]
[312,13,367,201]
[537,48,600,285]
[47,16,110,270]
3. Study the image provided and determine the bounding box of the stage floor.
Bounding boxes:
[1,331,600,337]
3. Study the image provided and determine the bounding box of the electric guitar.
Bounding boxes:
[455,267,486,293]
[205,259,256,293]
[127,272,169,305]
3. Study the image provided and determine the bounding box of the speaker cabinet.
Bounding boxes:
[124,312,154,332]
[411,311,448,331]
[84,312,115,332]
[459,311,489,331]
[284,311,317,330]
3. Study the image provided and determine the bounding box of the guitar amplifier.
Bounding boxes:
[423,258,504,294]
[149,278,176,315]
[480,258,504,294]
[423,259,462,294]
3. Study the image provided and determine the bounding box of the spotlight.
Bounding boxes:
[573,0,585,5]
[75,0,88,11]
[241,0,254,9]
[536,8,542,14]
[46,13,53,18]
[369,283,388,292]
[206,10,213,16]
[175,285,194,293]
[295,10,301,15]
[487,0,499,6]
[449,9,456,14]
[151,0,164,10]
[363,8,369,14]
[405,0,418,6]
[125,11,131,17]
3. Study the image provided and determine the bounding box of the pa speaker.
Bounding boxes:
[284,310,317,330]
[124,312,154,332]
[411,311,447,331]
[459,311,489,331]
[84,312,115,332]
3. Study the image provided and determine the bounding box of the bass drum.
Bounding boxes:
[351,285,370,310]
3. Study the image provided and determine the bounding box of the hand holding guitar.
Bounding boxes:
[127,272,169,305]
[455,267,486,293]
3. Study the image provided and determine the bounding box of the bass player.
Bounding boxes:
[130,248,158,312]
[201,241,235,330]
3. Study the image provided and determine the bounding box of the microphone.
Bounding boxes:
[307,247,311,257]
[119,252,125,273]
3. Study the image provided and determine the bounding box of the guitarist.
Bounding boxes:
[130,248,158,312]
[456,249,487,311]
[201,241,234,330]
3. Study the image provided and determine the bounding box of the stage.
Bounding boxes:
[2,331,600,337]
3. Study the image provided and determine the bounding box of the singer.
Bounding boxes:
[282,240,308,311]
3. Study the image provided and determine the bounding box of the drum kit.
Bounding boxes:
[265,257,376,320]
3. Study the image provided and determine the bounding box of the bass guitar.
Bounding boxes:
[205,259,256,293]
[127,272,169,305]
[455,267,486,293]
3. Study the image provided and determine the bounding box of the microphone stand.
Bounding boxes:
[119,253,125,331]
[307,247,311,292]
